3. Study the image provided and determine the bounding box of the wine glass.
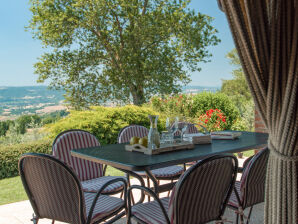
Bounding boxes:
[178,117,189,142]
[164,116,177,144]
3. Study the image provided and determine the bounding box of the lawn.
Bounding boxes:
[0,166,124,206]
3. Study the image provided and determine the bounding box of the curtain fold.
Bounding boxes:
[217,0,298,223]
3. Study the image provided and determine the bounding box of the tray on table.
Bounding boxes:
[125,141,195,155]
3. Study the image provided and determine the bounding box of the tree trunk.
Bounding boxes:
[131,87,146,105]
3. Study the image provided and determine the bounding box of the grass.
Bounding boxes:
[0,166,124,206]
[0,176,27,205]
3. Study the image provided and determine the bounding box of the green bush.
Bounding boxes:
[0,139,52,179]
[46,105,165,145]
[150,92,239,129]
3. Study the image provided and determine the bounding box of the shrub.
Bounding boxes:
[46,105,165,145]
[196,109,227,132]
[150,92,239,129]
[0,139,52,179]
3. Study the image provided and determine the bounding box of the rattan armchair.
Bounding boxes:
[52,129,126,195]
[19,153,127,224]
[227,148,269,224]
[127,154,238,224]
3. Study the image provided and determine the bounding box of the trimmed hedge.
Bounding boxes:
[46,105,165,145]
[0,139,52,179]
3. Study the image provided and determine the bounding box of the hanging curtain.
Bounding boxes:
[217,0,297,223]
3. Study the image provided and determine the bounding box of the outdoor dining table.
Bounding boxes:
[71,131,268,203]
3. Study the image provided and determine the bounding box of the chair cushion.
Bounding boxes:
[228,181,242,208]
[82,176,127,193]
[84,192,124,223]
[151,165,184,178]
[132,197,170,224]
[131,166,183,179]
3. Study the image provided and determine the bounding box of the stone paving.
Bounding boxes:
[0,158,264,223]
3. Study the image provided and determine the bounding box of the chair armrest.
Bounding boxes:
[127,185,170,224]
[86,177,127,223]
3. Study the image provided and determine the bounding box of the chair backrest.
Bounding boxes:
[173,122,198,136]
[117,125,149,143]
[240,147,269,208]
[19,153,86,224]
[168,154,238,224]
[52,129,103,181]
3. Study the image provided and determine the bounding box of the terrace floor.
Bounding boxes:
[0,158,264,224]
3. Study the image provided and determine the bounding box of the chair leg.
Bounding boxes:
[246,206,253,224]
[240,213,244,224]
[147,177,151,201]
[52,220,55,224]
[167,180,173,197]
[157,180,160,198]
[31,214,39,224]
[127,174,135,205]
[235,212,239,224]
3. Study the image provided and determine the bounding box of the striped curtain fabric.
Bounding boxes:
[217,0,298,223]
[52,130,103,181]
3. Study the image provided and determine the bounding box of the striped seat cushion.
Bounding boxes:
[135,166,184,178]
[84,192,124,223]
[151,166,184,178]
[53,130,103,181]
[132,197,170,224]
[228,181,242,208]
[82,176,127,193]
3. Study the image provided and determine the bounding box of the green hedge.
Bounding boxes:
[47,105,165,145]
[0,139,52,179]
[150,92,240,129]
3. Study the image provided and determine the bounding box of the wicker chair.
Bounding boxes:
[117,125,184,200]
[19,153,127,224]
[228,148,269,224]
[52,129,126,194]
[127,154,238,224]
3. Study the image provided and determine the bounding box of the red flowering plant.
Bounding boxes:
[196,109,227,132]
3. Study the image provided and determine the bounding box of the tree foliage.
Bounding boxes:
[221,49,255,131]
[28,0,220,107]
[221,49,252,101]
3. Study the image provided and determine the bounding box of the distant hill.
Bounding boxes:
[182,85,220,94]
[0,86,65,118]
[0,85,220,118]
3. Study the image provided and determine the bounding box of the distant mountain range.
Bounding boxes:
[0,86,65,118]
[0,85,220,118]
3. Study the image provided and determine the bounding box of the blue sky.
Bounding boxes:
[0,0,235,87]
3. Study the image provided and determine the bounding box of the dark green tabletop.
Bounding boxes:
[71,131,268,171]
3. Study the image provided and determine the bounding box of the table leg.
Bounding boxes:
[144,169,159,196]
[117,168,146,204]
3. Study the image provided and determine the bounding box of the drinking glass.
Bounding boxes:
[177,117,189,142]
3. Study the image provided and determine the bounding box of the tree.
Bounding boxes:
[221,49,252,101]
[28,0,220,107]
[221,49,254,131]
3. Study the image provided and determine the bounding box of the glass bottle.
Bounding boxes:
[148,115,160,149]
